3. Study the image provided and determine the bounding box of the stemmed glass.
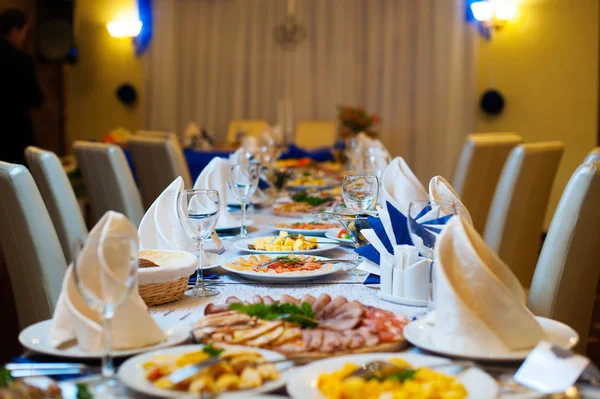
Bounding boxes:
[407,200,456,311]
[72,234,138,393]
[228,164,260,238]
[342,174,379,211]
[177,189,221,298]
[334,211,371,277]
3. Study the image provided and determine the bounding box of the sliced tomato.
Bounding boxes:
[337,229,348,238]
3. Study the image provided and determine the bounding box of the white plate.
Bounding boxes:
[324,228,353,245]
[233,237,339,255]
[118,344,292,398]
[286,352,498,399]
[268,220,340,236]
[220,255,345,282]
[377,291,428,307]
[215,219,255,231]
[403,316,579,362]
[286,183,337,191]
[19,316,190,359]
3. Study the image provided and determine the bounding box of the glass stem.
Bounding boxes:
[240,202,247,238]
[195,239,205,292]
[101,309,115,381]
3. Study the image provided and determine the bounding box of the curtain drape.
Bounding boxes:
[144,0,477,180]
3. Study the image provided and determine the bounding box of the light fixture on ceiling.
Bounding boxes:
[273,0,306,51]
[471,0,517,30]
[107,19,143,38]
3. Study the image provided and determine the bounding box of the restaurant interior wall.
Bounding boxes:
[475,0,599,228]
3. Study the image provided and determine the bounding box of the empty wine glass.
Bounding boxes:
[342,174,379,211]
[177,189,220,298]
[72,234,138,393]
[228,163,260,238]
[334,210,372,277]
[407,200,457,311]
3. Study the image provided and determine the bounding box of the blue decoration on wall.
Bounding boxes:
[465,0,491,40]
[135,0,153,55]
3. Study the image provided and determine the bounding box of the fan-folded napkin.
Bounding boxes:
[193,157,239,228]
[50,211,166,352]
[433,216,545,353]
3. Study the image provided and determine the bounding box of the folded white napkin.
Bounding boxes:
[381,157,428,215]
[50,211,166,352]
[229,148,245,164]
[434,216,546,353]
[242,136,259,155]
[429,176,472,225]
[193,157,239,228]
[139,177,218,259]
[259,130,275,147]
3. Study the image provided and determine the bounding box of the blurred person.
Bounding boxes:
[0,8,43,165]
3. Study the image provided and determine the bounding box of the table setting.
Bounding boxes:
[7,139,600,399]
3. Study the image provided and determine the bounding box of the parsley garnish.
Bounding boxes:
[202,344,224,357]
[229,302,317,328]
[291,192,332,206]
[366,369,417,383]
[76,383,93,399]
[0,368,13,387]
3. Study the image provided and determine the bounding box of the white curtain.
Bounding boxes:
[144,0,477,180]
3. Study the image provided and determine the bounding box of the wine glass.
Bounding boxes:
[334,210,372,277]
[342,174,379,211]
[177,189,220,298]
[228,163,260,238]
[72,234,138,393]
[407,200,457,311]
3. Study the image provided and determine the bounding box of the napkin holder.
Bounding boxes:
[378,246,429,307]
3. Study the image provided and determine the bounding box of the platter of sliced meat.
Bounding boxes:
[192,294,409,362]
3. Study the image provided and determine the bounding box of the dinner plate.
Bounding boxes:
[286,182,337,191]
[233,237,339,254]
[403,316,579,362]
[215,219,255,232]
[268,220,340,236]
[220,255,345,282]
[19,315,190,359]
[286,352,498,399]
[118,344,292,398]
[324,228,354,245]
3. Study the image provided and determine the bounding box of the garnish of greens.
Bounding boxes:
[366,369,417,383]
[202,344,225,357]
[229,302,318,328]
[291,192,332,206]
[76,383,93,399]
[275,255,301,264]
[0,368,14,387]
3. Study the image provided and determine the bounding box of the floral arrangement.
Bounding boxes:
[337,105,380,138]
[103,127,132,146]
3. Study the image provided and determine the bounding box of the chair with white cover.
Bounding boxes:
[73,141,144,227]
[0,161,67,328]
[128,135,193,209]
[25,147,88,263]
[584,147,600,163]
[226,120,270,144]
[528,161,600,353]
[295,121,337,149]
[452,133,522,233]
[484,141,565,288]
[136,130,175,140]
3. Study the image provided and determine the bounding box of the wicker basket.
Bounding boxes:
[139,276,188,306]
[137,249,196,307]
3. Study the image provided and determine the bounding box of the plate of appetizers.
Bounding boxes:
[194,294,409,362]
[269,220,341,236]
[324,228,354,245]
[233,232,339,255]
[118,344,291,398]
[220,254,345,282]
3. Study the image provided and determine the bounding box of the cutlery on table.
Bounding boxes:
[5,363,99,377]
[344,360,476,380]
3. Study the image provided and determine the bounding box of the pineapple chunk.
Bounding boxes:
[254,239,265,250]
[297,234,305,239]
[306,237,318,243]
[265,244,275,251]
[273,237,284,246]
[293,240,304,250]
[284,237,295,247]
[279,231,289,237]
[274,245,283,251]
[283,245,293,251]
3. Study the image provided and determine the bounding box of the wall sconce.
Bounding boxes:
[471,0,517,30]
[106,19,143,38]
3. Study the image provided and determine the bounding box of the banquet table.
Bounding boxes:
[18,205,600,398]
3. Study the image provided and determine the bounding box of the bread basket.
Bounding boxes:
[138,249,196,306]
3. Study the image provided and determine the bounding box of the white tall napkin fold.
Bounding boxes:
[193,157,239,228]
[241,136,259,155]
[429,176,472,225]
[139,177,215,259]
[270,125,284,145]
[381,157,428,215]
[434,216,546,353]
[50,211,166,352]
